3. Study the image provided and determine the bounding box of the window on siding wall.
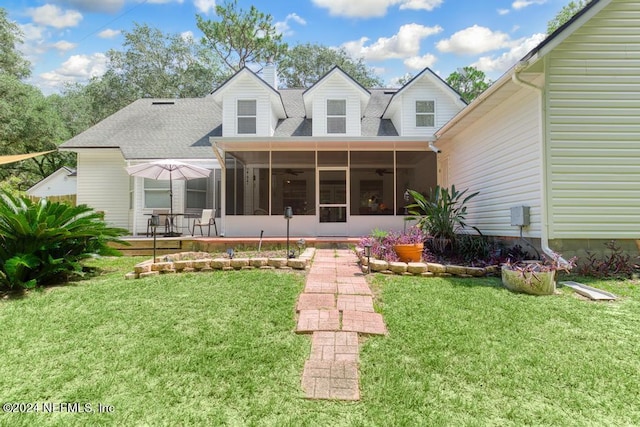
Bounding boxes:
[144,179,170,208]
[237,99,257,134]
[186,178,207,209]
[327,99,346,134]
[416,100,435,127]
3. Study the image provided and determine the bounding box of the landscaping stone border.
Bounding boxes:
[355,247,498,278]
[126,248,315,279]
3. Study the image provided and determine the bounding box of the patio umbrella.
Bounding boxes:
[125,160,211,228]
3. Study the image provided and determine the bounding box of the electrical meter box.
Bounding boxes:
[510,206,530,227]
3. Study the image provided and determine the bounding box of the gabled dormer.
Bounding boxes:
[302,66,371,137]
[210,67,287,137]
[382,68,467,137]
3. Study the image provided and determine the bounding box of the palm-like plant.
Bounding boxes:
[407,185,479,252]
[0,191,128,290]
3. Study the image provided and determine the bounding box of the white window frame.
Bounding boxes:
[416,100,435,128]
[185,177,208,209]
[143,178,170,209]
[237,99,257,134]
[327,99,347,134]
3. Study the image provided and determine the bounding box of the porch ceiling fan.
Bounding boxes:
[275,168,304,176]
[375,168,393,176]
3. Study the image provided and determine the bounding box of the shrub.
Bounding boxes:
[576,240,639,279]
[407,185,479,254]
[0,190,128,290]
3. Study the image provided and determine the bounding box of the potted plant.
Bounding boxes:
[406,185,479,254]
[501,253,576,295]
[386,226,427,262]
[357,227,427,263]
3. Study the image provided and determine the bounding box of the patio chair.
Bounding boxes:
[191,208,217,236]
[147,209,170,236]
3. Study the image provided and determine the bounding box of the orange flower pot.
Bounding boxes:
[393,243,424,262]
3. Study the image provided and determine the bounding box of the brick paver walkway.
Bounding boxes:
[296,249,387,400]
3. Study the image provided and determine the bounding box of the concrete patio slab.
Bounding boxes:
[337,295,375,313]
[341,310,387,335]
[296,309,340,333]
[310,331,359,362]
[301,360,360,400]
[337,282,373,296]
[304,281,338,294]
[296,293,336,311]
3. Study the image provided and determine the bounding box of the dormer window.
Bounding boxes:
[237,99,257,134]
[416,100,435,127]
[327,99,346,134]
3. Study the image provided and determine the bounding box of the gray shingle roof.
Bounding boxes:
[60,87,399,159]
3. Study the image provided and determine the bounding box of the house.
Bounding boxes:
[434,0,640,258]
[59,66,466,237]
[26,166,77,198]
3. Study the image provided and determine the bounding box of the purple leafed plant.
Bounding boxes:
[358,226,427,262]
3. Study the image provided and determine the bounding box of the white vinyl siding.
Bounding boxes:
[221,75,273,137]
[75,149,130,229]
[310,75,362,136]
[438,86,542,238]
[392,78,463,136]
[546,0,640,239]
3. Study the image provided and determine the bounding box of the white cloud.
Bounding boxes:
[17,23,49,60]
[436,25,510,55]
[512,0,547,10]
[27,5,82,29]
[53,0,125,13]
[312,0,441,18]
[404,53,437,70]
[275,13,307,37]
[146,0,185,5]
[40,53,107,89]
[181,31,195,41]
[342,23,443,61]
[498,8,510,15]
[473,33,545,73]
[398,0,443,11]
[51,40,77,52]
[98,29,121,39]
[194,0,216,14]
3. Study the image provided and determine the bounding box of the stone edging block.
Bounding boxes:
[355,250,495,278]
[128,250,311,279]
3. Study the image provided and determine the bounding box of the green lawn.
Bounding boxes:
[0,256,638,426]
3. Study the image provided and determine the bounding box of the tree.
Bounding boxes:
[0,74,74,188]
[395,73,415,87]
[446,66,491,103]
[196,0,287,72]
[0,8,31,79]
[547,0,590,34]
[278,43,383,88]
[107,23,226,100]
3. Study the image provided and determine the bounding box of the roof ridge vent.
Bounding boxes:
[152,101,175,105]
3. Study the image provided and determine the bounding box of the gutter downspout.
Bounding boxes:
[511,67,568,266]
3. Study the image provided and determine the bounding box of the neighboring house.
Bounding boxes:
[59,66,466,236]
[26,166,77,198]
[435,0,640,258]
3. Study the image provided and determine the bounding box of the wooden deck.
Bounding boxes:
[111,235,360,256]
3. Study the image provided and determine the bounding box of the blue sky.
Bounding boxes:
[4,0,569,94]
